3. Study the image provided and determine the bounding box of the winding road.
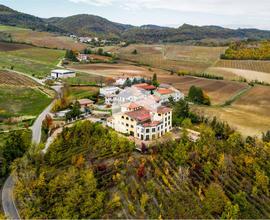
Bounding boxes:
[2,82,62,219]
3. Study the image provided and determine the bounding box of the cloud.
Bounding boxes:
[68,0,270,17]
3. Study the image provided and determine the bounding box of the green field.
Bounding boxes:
[0,85,52,119]
[0,44,65,78]
[69,86,99,99]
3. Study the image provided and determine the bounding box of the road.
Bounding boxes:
[32,85,62,144]
[1,176,20,219]
[2,84,62,219]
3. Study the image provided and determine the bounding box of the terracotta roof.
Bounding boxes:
[143,121,162,127]
[78,99,94,105]
[125,108,151,122]
[122,102,140,109]
[157,106,172,114]
[134,83,156,90]
[156,88,174,95]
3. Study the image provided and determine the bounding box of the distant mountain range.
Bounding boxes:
[1,4,270,43]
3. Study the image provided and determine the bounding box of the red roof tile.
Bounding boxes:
[157,106,172,114]
[156,88,174,95]
[143,121,162,127]
[125,108,151,122]
[134,83,156,90]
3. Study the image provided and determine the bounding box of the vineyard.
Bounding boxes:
[0,70,38,87]
[0,25,87,51]
[0,43,65,78]
[14,121,270,219]
[215,60,270,74]
[116,44,225,73]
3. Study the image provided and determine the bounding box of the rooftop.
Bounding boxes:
[134,83,156,91]
[77,99,94,105]
[156,88,174,95]
[122,102,140,109]
[51,69,75,74]
[125,108,151,122]
[157,106,172,114]
[143,121,162,127]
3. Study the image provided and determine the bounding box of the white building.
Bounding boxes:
[51,69,76,79]
[113,87,147,105]
[77,54,88,62]
[154,84,184,103]
[100,86,121,96]
[107,95,172,141]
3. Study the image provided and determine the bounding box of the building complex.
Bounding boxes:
[105,83,184,141]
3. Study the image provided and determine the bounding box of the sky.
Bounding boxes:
[1,0,270,30]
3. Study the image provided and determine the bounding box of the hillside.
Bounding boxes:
[46,14,133,37]
[0,4,64,33]
[2,4,270,43]
[13,120,270,219]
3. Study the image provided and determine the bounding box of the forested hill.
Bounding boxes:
[0,5,65,33]
[46,14,133,38]
[2,4,270,42]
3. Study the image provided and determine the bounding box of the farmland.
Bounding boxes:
[215,59,270,74]
[193,85,270,136]
[0,25,87,50]
[69,86,99,99]
[172,76,249,105]
[207,67,270,84]
[114,44,225,73]
[69,63,248,105]
[0,70,37,87]
[0,42,65,78]
[0,70,52,131]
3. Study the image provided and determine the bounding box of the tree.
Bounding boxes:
[65,50,78,62]
[123,78,132,87]
[2,131,30,167]
[137,163,145,178]
[65,101,82,121]
[132,49,138,55]
[203,183,229,216]
[172,99,190,126]
[221,202,240,219]
[188,86,210,105]
[262,130,270,142]
[97,48,103,55]
[140,193,149,212]
[42,114,53,135]
[152,73,159,87]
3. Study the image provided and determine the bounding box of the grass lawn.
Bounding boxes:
[63,72,100,86]
[0,46,65,78]
[69,86,99,99]
[0,85,52,119]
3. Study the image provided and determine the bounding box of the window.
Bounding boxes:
[152,128,155,132]
[165,123,167,127]
[126,124,129,127]
[122,116,124,119]
[146,135,150,141]
[131,119,134,122]
[158,114,162,117]
[131,125,134,128]
[152,134,156,139]
[146,129,150,133]
[126,117,129,120]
